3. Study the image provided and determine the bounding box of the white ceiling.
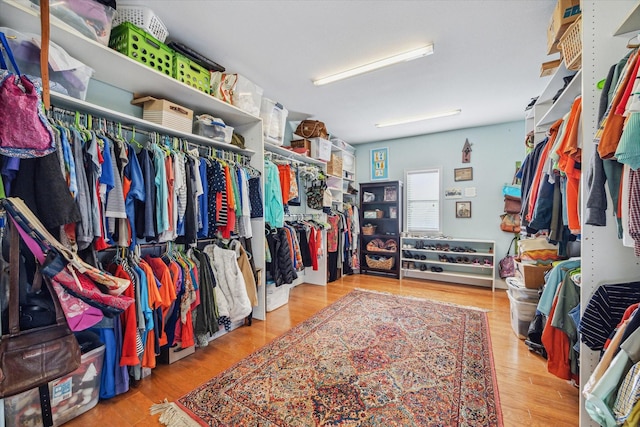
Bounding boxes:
[121,0,558,144]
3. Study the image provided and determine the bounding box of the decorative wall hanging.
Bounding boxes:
[456,201,472,218]
[462,138,472,163]
[454,167,473,182]
[370,147,389,181]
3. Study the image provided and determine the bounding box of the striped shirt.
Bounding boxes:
[580,282,640,351]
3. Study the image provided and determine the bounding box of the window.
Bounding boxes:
[406,168,441,232]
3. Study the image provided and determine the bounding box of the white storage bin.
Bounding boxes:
[310,137,332,162]
[112,4,169,42]
[0,27,94,100]
[193,115,233,143]
[266,283,290,312]
[507,289,537,340]
[506,277,540,302]
[260,98,288,146]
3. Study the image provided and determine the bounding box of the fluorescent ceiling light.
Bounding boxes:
[313,45,434,86]
[375,109,462,128]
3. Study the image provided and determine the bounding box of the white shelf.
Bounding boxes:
[614,2,640,35]
[51,93,256,155]
[264,142,326,166]
[0,0,258,128]
[536,69,582,128]
[400,236,495,291]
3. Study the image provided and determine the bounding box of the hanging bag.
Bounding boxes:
[0,32,56,158]
[500,213,521,233]
[0,219,81,399]
[306,180,326,210]
[499,236,518,279]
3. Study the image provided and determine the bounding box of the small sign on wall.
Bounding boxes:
[370,147,389,181]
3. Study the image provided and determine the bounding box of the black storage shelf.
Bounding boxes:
[359,181,403,279]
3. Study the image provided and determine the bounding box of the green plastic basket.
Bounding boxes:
[173,53,210,94]
[109,22,174,76]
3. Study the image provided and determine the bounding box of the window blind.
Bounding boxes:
[406,169,440,232]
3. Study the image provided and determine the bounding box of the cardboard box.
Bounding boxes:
[513,259,553,289]
[131,96,194,134]
[291,139,311,150]
[547,0,581,54]
[540,59,562,77]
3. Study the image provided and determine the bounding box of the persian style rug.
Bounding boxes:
[153,289,503,426]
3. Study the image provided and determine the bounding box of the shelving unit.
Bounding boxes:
[579,3,640,426]
[399,237,496,291]
[0,0,268,322]
[525,61,581,144]
[359,181,403,279]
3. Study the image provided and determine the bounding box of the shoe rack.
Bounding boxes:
[400,236,496,291]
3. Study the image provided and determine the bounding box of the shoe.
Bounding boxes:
[483,259,493,267]
[439,255,448,262]
[462,257,470,264]
[431,266,443,273]
[420,264,427,271]
[464,246,476,253]
[420,255,427,260]
[472,258,481,265]
[447,256,456,263]
[415,240,424,249]
[403,251,413,258]
[414,254,421,260]
[402,261,409,269]
[456,257,463,263]
[408,261,415,269]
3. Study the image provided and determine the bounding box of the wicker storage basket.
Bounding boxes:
[559,15,581,71]
[366,255,395,270]
[362,224,377,235]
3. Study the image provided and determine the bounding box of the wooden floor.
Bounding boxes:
[64,274,579,426]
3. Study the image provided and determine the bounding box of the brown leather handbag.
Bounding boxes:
[0,221,81,398]
[295,120,328,139]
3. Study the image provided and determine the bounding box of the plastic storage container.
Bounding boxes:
[193,115,233,143]
[507,289,537,340]
[4,336,105,426]
[506,277,540,302]
[260,98,288,146]
[111,4,169,42]
[109,22,174,76]
[173,53,211,94]
[266,283,290,312]
[0,27,94,101]
[210,72,264,117]
[30,0,116,45]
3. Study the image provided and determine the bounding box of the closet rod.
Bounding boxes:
[49,105,253,166]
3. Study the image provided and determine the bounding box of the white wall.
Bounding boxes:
[355,120,525,286]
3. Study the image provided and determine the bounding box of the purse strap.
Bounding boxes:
[505,236,518,257]
[40,0,51,109]
[0,32,22,75]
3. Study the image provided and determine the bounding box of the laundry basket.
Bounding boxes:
[112,5,169,42]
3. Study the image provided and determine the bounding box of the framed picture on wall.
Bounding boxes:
[370,147,389,181]
[456,201,472,218]
[454,167,473,182]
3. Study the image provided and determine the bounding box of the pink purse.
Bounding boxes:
[0,32,56,159]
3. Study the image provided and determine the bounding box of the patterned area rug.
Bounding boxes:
[154,289,503,426]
